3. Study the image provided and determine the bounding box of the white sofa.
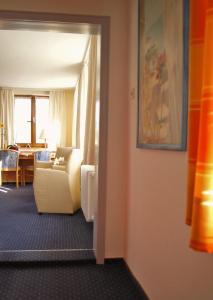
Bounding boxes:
[33,148,82,214]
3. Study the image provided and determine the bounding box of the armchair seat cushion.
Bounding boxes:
[35,161,53,169]
[52,165,66,171]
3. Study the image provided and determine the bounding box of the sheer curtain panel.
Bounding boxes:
[48,90,73,149]
[0,89,14,148]
[72,36,98,165]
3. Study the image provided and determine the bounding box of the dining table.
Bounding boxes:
[0,148,54,185]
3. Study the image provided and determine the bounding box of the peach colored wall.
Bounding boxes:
[0,0,129,258]
[126,1,213,300]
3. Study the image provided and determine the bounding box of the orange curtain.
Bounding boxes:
[187,0,213,252]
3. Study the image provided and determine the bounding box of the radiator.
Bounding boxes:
[81,165,95,222]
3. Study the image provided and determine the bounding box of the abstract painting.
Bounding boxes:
[137,0,189,150]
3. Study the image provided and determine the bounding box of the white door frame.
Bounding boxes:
[0,10,110,264]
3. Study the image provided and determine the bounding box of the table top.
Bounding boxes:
[0,148,55,159]
[19,148,55,159]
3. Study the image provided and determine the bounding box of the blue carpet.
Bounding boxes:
[0,184,94,261]
[0,260,149,300]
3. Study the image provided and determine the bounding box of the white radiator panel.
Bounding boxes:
[81,165,95,222]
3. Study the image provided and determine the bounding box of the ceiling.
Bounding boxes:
[0,30,89,89]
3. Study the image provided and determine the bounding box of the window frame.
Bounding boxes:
[14,95,49,148]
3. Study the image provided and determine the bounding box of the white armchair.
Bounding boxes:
[33,148,82,214]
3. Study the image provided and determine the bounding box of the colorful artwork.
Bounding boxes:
[137,0,189,150]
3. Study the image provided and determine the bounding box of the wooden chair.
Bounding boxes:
[0,149,21,188]
[23,150,52,185]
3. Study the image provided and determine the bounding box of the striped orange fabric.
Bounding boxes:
[190,0,208,41]
[186,0,208,225]
[187,0,213,252]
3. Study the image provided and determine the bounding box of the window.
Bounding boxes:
[14,95,49,147]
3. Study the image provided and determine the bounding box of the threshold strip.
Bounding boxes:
[0,248,94,253]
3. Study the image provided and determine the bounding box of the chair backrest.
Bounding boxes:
[0,150,19,169]
[35,151,51,162]
[55,147,72,163]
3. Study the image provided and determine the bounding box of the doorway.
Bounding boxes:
[0,11,110,264]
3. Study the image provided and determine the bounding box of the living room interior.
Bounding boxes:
[0,28,100,262]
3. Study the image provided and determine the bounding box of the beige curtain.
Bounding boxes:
[83,36,97,164]
[0,89,14,148]
[72,36,97,164]
[72,80,80,148]
[48,89,73,149]
[72,61,89,151]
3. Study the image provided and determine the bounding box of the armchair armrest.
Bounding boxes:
[34,165,81,213]
[35,161,53,169]
[34,168,71,193]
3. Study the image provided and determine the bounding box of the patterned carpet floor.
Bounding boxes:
[0,260,149,300]
[0,184,94,261]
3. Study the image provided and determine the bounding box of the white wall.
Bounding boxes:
[125,1,213,299]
